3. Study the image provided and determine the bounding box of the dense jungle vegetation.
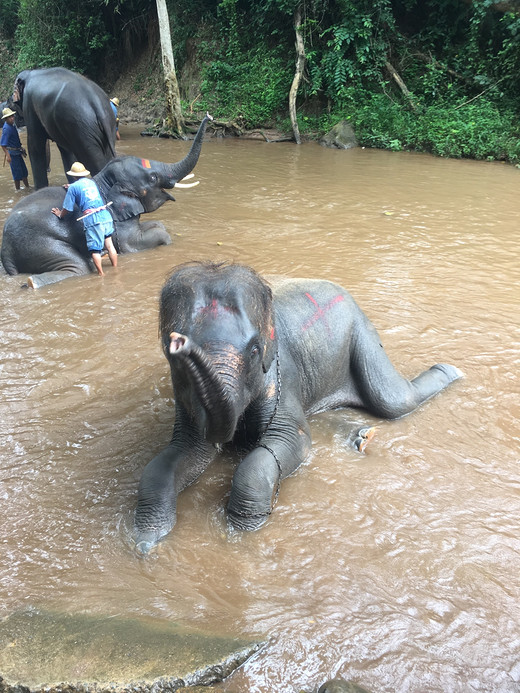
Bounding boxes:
[1,0,520,162]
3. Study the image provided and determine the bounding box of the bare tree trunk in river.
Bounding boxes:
[156,0,185,136]
[289,6,306,144]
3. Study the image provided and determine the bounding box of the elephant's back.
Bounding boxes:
[270,276,358,312]
[6,187,66,218]
[2,188,85,274]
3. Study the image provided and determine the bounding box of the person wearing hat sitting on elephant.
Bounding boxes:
[51,162,117,278]
[110,97,121,141]
[1,107,30,191]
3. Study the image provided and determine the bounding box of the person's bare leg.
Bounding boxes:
[22,178,29,188]
[91,252,105,276]
[104,236,118,267]
[14,180,20,190]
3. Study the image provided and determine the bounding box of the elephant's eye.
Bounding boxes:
[251,344,261,358]
[150,173,158,184]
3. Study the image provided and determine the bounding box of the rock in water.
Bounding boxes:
[0,608,264,692]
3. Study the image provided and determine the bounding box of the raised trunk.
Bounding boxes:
[169,333,239,443]
[167,113,213,183]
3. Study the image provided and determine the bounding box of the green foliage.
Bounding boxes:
[345,92,520,163]
[16,0,110,76]
[315,2,393,99]
[200,46,292,126]
[0,0,19,39]
[5,0,520,163]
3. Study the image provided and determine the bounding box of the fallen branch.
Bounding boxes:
[412,51,470,83]
[385,60,417,111]
[453,77,506,110]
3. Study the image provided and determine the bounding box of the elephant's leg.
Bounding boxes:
[26,268,89,288]
[27,121,50,189]
[227,405,312,531]
[139,221,172,247]
[45,139,51,172]
[134,409,217,553]
[26,247,93,288]
[114,219,171,253]
[57,146,76,183]
[350,318,463,419]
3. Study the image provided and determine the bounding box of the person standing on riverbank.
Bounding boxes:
[51,162,117,277]
[110,97,121,140]
[1,107,30,191]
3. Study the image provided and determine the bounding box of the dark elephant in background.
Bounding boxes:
[11,67,116,189]
[133,261,463,553]
[1,115,213,288]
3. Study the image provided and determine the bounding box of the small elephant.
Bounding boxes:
[134,261,462,553]
[11,67,116,189]
[1,115,212,288]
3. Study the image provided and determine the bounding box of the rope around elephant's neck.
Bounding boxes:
[256,348,282,510]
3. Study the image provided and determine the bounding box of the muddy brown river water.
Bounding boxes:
[0,125,519,692]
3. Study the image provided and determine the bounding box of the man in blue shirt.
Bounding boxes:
[1,107,30,191]
[51,162,117,277]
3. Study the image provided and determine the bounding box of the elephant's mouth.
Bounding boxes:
[161,189,176,201]
[120,188,176,210]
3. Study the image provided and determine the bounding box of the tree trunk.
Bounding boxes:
[289,6,306,144]
[156,0,185,136]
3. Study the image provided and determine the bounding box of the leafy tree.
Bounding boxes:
[16,0,111,77]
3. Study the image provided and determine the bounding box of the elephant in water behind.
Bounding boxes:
[11,67,116,189]
[1,115,213,287]
[133,261,463,553]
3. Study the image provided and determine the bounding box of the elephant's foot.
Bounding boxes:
[133,502,176,555]
[227,506,271,532]
[133,518,174,555]
[227,449,280,531]
[353,426,377,453]
[431,363,464,383]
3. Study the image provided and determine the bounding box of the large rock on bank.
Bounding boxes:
[319,121,358,149]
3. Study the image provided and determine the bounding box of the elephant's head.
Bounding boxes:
[11,70,30,118]
[94,113,213,222]
[159,262,277,444]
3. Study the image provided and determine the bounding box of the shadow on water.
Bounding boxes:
[0,127,519,692]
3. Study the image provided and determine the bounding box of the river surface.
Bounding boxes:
[1,126,519,692]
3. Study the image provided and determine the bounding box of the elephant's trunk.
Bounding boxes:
[169,332,240,444]
[167,113,213,184]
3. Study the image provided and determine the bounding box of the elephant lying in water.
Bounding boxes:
[1,115,212,287]
[134,261,463,553]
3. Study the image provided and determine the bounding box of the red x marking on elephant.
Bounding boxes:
[302,292,344,336]
[197,299,236,316]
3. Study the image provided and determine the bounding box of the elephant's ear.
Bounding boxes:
[105,183,145,221]
[262,322,277,373]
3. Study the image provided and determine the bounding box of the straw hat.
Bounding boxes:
[67,162,90,177]
[110,97,119,107]
[2,107,16,119]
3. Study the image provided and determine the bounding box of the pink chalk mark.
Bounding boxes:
[302,292,344,335]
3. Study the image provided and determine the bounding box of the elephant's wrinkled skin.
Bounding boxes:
[134,261,463,553]
[11,68,116,189]
[1,115,212,288]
